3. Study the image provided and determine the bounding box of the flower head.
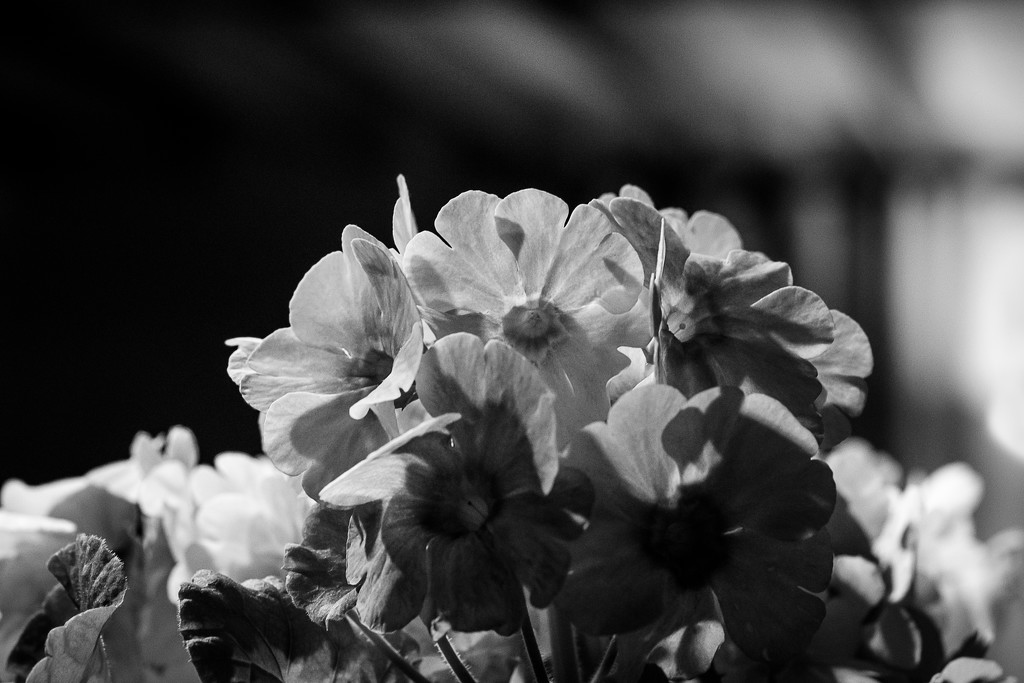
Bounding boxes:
[316,333,592,636]
[229,224,423,497]
[155,450,314,603]
[556,384,835,680]
[403,189,648,443]
[599,186,872,446]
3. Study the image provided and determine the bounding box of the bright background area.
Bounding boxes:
[5,0,1023,673]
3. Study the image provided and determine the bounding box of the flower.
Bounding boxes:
[594,185,873,447]
[402,188,648,444]
[593,184,743,283]
[315,333,592,636]
[156,450,315,603]
[826,439,1024,658]
[556,384,835,680]
[229,224,423,498]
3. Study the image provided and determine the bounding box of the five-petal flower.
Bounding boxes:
[556,384,835,680]
[403,188,649,444]
[228,225,423,497]
[316,333,592,636]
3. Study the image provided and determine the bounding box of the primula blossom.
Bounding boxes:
[228,224,423,498]
[402,188,648,444]
[154,451,314,603]
[599,186,872,448]
[314,333,592,636]
[556,384,835,680]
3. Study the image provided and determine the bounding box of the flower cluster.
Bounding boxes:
[2,178,1019,683]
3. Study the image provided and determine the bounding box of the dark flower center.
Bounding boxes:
[501,302,567,363]
[456,494,491,532]
[647,488,730,590]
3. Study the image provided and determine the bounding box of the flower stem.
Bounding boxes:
[548,607,581,683]
[345,614,432,683]
[436,633,479,683]
[587,637,617,683]
[520,609,552,683]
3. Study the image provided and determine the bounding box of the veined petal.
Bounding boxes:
[712,528,832,663]
[557,510,675,635]
[349,322,424,420]
[746,287,834,359]
[403,231,511,318]
[690,390,834,539]
[683,211,743,259]
[392,173,418,255]
[319,418,461,506]
[417,333,559,494]
[601,196,665,283]
[613,588,722,682]
[542,204,644,314]
[666,333,824,437]
[242,327,374,411]
[262,390,389,499]
[289,249,376,357]
[426,533,525,636]
[570,385,686,507]
[494,189,568,295]
[350,237,419,357]
[404,190,520,315]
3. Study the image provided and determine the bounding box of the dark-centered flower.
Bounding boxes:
[317,333,592,636]
[402,188,649,444]
[227,225,423,498]
[598,186,872,447]
[556,384,835,680]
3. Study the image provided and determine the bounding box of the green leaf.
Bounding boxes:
[25,534,129,683]
[178,570,414,683]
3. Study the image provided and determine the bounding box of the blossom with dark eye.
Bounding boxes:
[556,384,835,681]
[227,225,423,498]
[316,334,592,636]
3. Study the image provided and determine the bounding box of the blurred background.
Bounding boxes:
[4,0,1023,673]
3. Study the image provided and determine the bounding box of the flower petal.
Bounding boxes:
[262,390,389,499]
[683,211,743,259]
[425,533,525,636]
[542,204,644,314]
[711,528,832,663]
[349,322,424,420]
[242,328,375,411]
[417,333,559,494]
[493,189,568,295]
[404,190,520,315]
[350,237,419,357]
[392,173,418,255]
[557,509,677,636]
[571,384,686,508]
[289,249,375,357]
[319,420,460,506]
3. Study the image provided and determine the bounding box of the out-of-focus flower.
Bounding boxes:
[403,188,648,444]
[316,334,592,636]
[0,512,76,672]
[228,225,423,498]
[156,451,314,604]
[912,464,1024,654]
[827,439,1024,659]
[556,384,834,681]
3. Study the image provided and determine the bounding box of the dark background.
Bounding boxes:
[4,3,1023,668]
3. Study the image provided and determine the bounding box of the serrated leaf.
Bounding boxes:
[178,570,410,683]
[24,534,128,683]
